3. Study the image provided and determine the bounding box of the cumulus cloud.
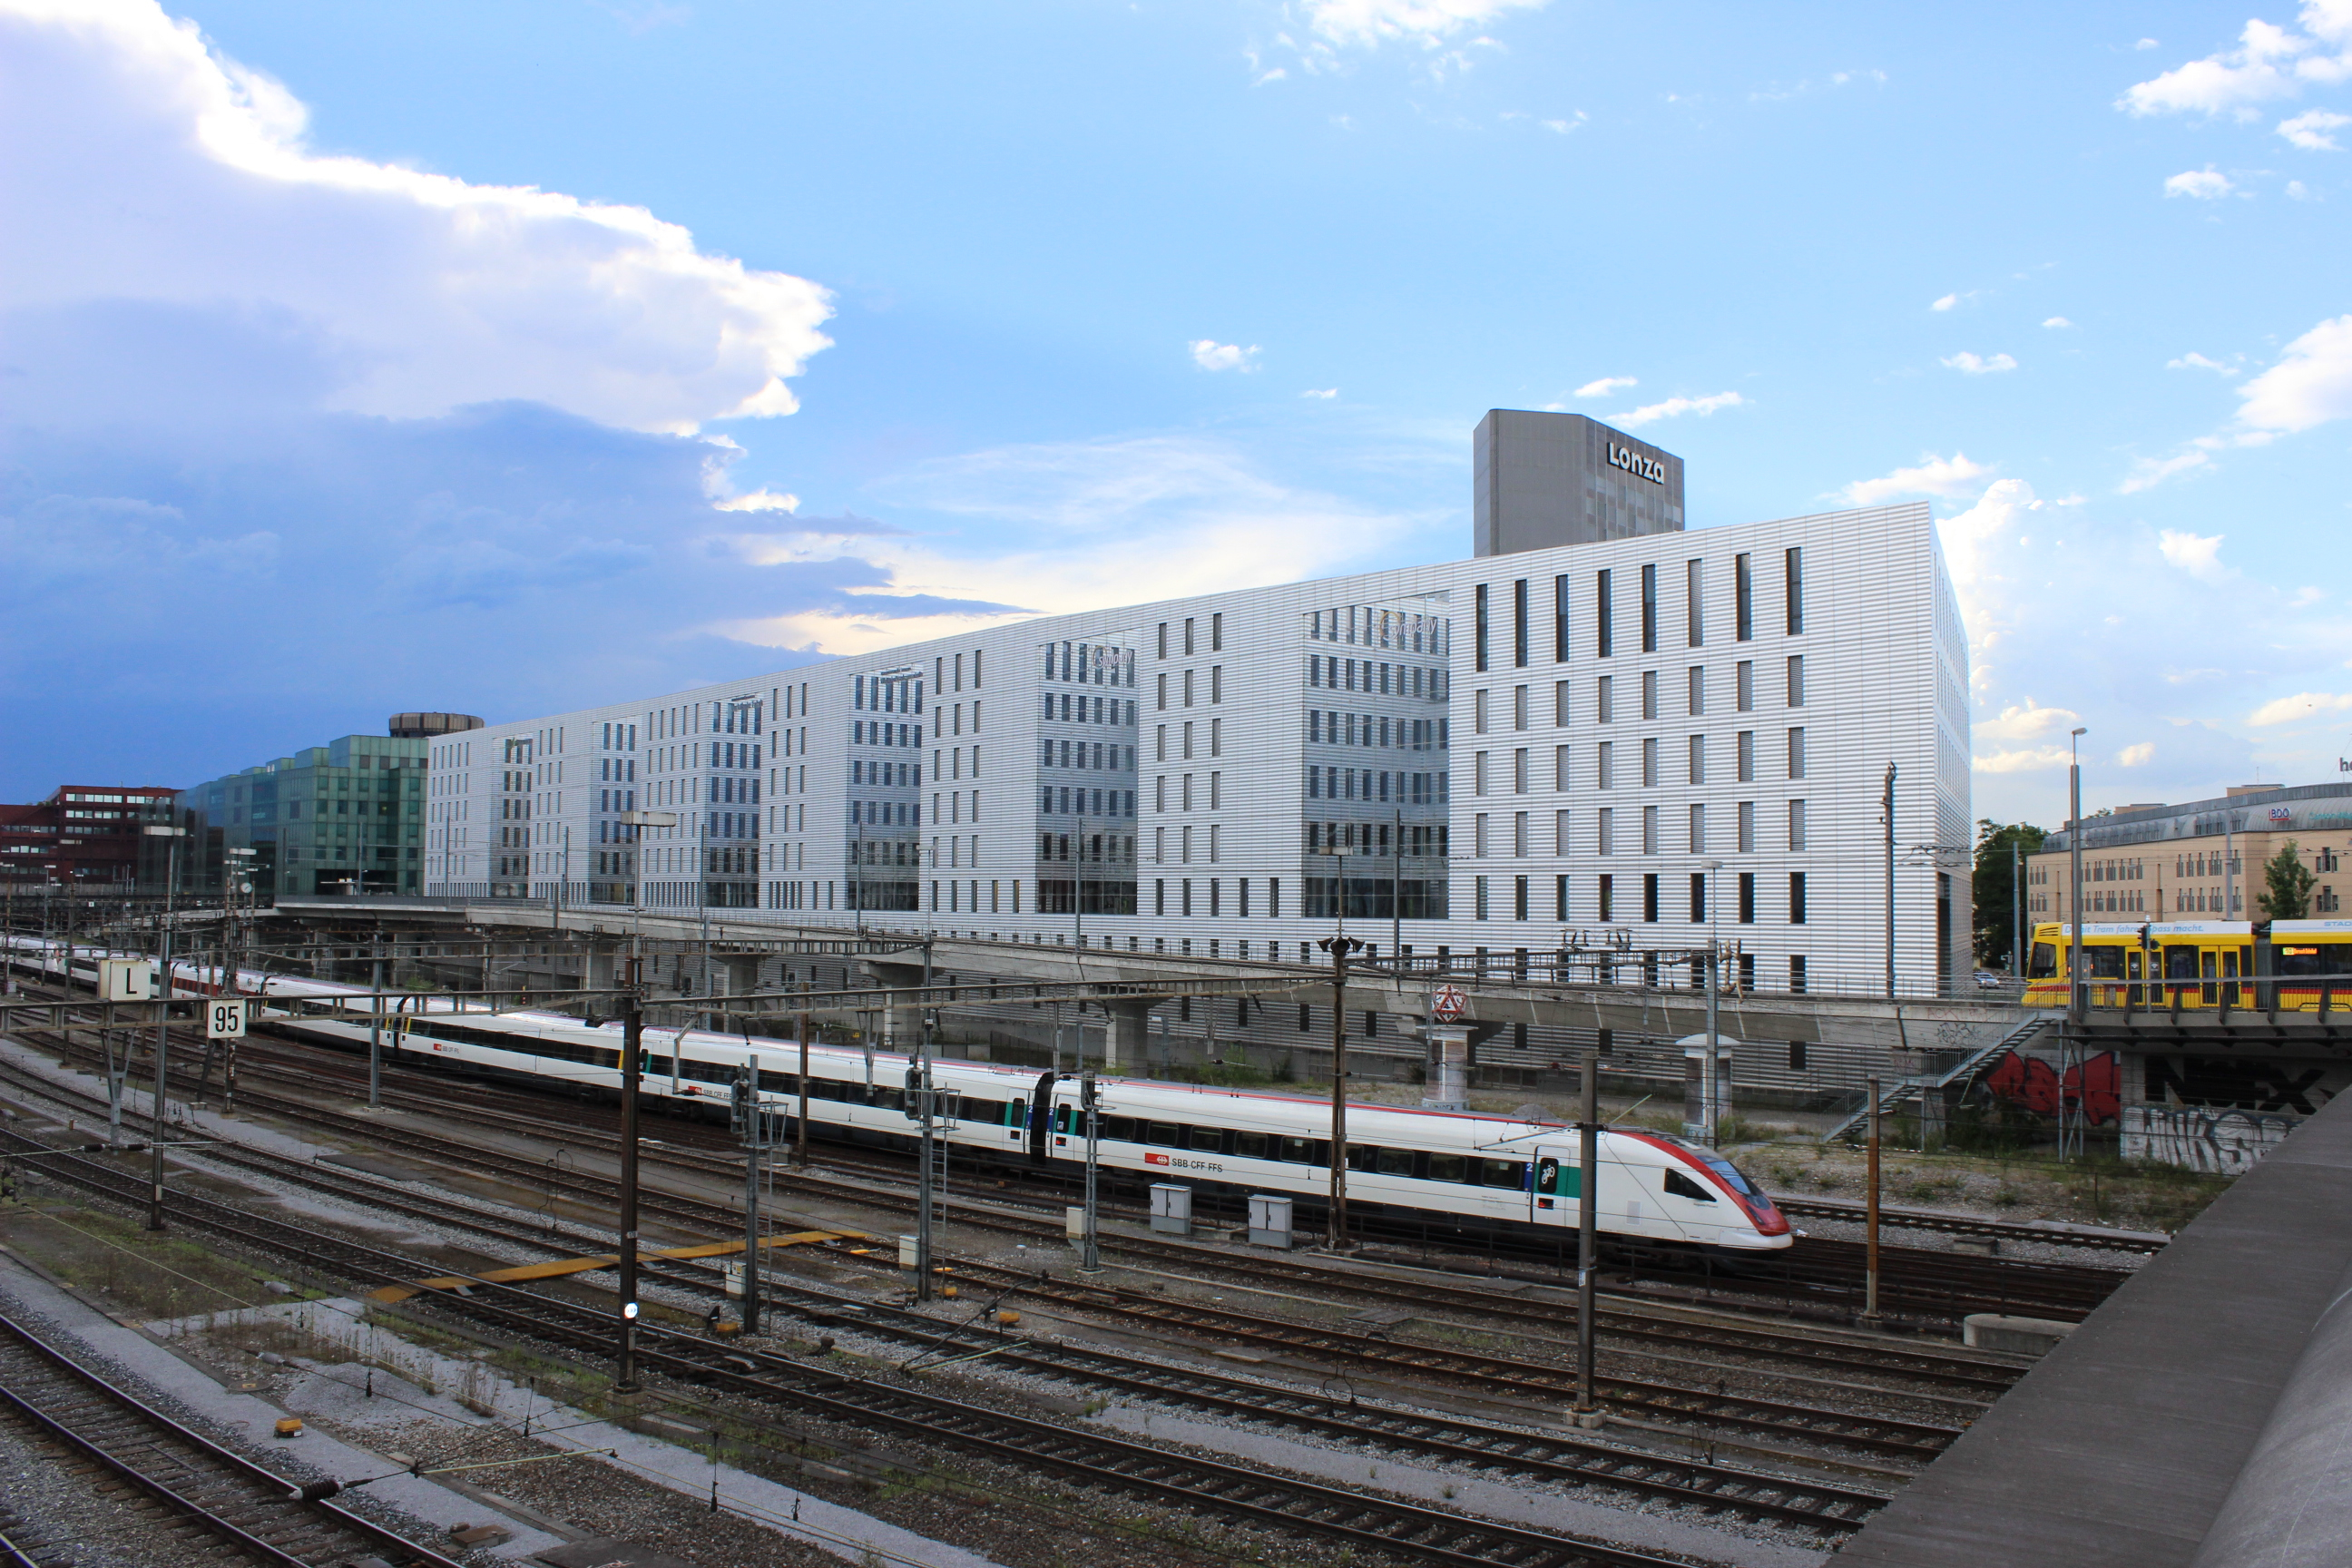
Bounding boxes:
[2120,5,2352,118]
[1978,698,2083,741]
[1942,351,2019,374]
[2249,691,2352,725]
[2118,741,2158,766]
[2121,450,2214,492]
[1300,387,1338,398]
[1610,390,1746,426]
[1190,339,1262,372]
[2279,107,2352,146]
[0,0,832,436]
[1300,0,1549,49]
[1573,376,1638,397]
[1839,452,1996,506]
[2235,314,2352,433]
[2164,166,2238,198]
[1976,745,2076,774]
[2044,316,2076,328]
[2158,528,2229,578]
[1931,293,1962,311]
[2169,351,2239,374]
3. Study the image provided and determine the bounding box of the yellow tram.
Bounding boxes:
[2023,919,2352,1010]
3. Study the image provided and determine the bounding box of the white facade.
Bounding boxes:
[427,499,1970,995]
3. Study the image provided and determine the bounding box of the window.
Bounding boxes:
[1211,612,1223,652]
[1475,583,1490,672]
[1475,752,1489,796]
[1597,741,1613,789]
[1790,955,1808,994]
[1737,661,1754,712]
[1735,553,1753,641]
[1740,871,1756,924]
[1642,803,1659,854]
[1785,546,1804,634]
[1689,803,1706,855]
[1597,807,1613,856]
[1787,654,1805,708]
[1686,559,1704,647]
[1183,616,1196,655]
[1596,570,1613,657]
[1597,675,1613,723]
[1553,573,1570,662]
[1641,564,1659,653]
[1553,680,1570,727]
[1475,875,1490,919]
[1788,1040,1807,1071]
[1513,578,1529,668]
[1475,812,1489,856]
[1157,673,1168,710]
[1738,799,1755,853]
[1514,809,1528,855]
[1642,670,1659,721]
[1514,749,1528,793]
[1688,734,1705,786]
[1737,730,1754,783]
[1210,667,1222,703]
[1554,745,1571,790]
[1513,685,1528,730]
[1664,1168,1717,1204]
[1788,799,1807,851]
[1642,737,1659,788]
[1475,689,1490,734]
[1788,727,1806,780]
[1688,666,1705,716]
[1598,873,1614,920]
[1514,874,1529,920]
[1790,872,1808,925]
[1643,873,1660,923]
[1183,671,1194,707]
[1555,873,1570,921]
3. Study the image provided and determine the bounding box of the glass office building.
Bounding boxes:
[177,733,427,898]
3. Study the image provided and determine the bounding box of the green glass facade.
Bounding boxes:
[175,735,427,898]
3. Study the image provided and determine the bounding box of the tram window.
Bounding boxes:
[1279,1135,1318,1164]
[1663,1169,1718,1203]
[2277,946,2348,978]
[2088,947,2126,980]
[1148,1122,1181,1147]
[1427,1153,1469,1183]
[1189,1126,1223,1153]
[1102,1116,1136,1142]
[1480,1159,1527,1190]
[2166,947,2200,981]
[1233,1131,1270,1160]
[2027,942,2057,979]
[1376,1147,1416,1177]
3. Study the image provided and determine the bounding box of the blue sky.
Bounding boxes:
[4,0,2349,829]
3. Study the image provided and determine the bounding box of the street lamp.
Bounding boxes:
[2066,729,2087,1030]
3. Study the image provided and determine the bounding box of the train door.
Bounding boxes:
[2126,946,2144,1005]
[1026,1072,1056,1165]
[2201,948,2219,1006]
[2165,945,2200,1005]
[1533,1145,1578,1226]
[2222,948,2242,1006]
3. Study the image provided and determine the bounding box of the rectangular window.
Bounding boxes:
[1554,807,1570,853]
[1269,877,1280,916]
[1642,670,1659,721]
[1738,730,1754,783]
[1513,810,1527,856]
[1641,563,1659,653]
[1790,872,1808,925]
[1787,654,1805,708]
[1788,727,1806,780]
[1687,665,1704,716]
[1597,741,1613,789]
[1688,733,1705,785]
[1513,684,1528,730]
[1790,956,1808,994]
[1597,675,1613,723]
[1597,807,1613,856]
[1158,622,1168,659]
[1475,583,1490,672]
[1210,772,1221,808]
[1475,875,1490,920]
[1788,1039,1807,1070]
[1475,751,1489,795]
[1184,616,1196,655]
[1599,872,1614,921]
[1686,559,1704,647]
[1785,546,1804,634]
[1737,660,1754,712]
[1475,689,1489,734]
[1210,667,1223,703]
[1211,612,1223,652]
[1554,744,1570,790]
[1157,673,1167,710]
[1642,737,1658,788]
[1596,570,1612,657]
[1553,680,1570,727]
[1513,749,1528,793]
[1514,874,1529,920]
[1690,802,1707,854]
[1789,799,1807,851]
[1553,573,1570,662]
[1513,578,1529,668]
[1690,871,1706,922]
[1643,872,1660,923]
[1475,812,1490,856]
[1739,799,1755,853]
[1740,871,1756,925]
[1555,873,1570,921]
[1183,670,1195,707]
[1735,553,1753,641]
[1642,803,1659,855]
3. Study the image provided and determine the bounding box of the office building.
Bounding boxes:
[2031,782,2352,923]
[174,721,454,898]
[429,412,1972,995]
[0,786,179,891]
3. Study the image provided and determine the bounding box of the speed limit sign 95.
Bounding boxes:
[205,999,248,1038]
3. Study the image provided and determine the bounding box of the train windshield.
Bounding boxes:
[1700,1156,1757,1196]
[2028,942,2058,979]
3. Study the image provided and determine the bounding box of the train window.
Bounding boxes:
[1054,1106,1073,1134]
[1376,1148,1415,1177]
[1101,1116,1136,1142]
[872,1087,905,1113]
[1480,1159,1527,1190]
[1148,1122,1181,1147]
[1700,1158,1754,1195]
[2166,947,2200,981]
[1233,1132,1271,1160]
[1347,1145,1377,1172]
[1189,1126,1222,1153]
[2088,947,2126,980]
[1663,1169,1717,1203]
[2027,943,2057,979]
[1427,1153,1468,1183]
[1279,1135,1318,1164]
[2278,946,2347,978]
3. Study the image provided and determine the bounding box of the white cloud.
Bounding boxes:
[1931,292,1962,311]
[1935,477,2041,692]
[2043,316,2076,328]
[2249,691,2352,725]
[1189,339,1262,372]
[1978,698,2082,740]
[2164,166,2237,198]
[1299,0,1548,49]
[710,488,801,514]
[2121,450,2214,492]
[1610,390,1746,426]
[2138,37,2161,50]
[0,0,833,436]
[2280,107,2352,146]
[1573,375,1637,397]
[1942,351,2018,374]
[1540,113,1586,132]
[2158,527,2229,578]
[2288,177,2318,197]
[2118,741,2158,766]
[1975,745,2075,774]
[2120,6,2352,118]
[1840,452,1997,506]
[2235,314,2352,433]
[2168,350,2240,374]
[1300,387,1338,398]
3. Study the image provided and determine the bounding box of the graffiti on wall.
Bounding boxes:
[2122,1105,2299,1175]
[2143,1056,2340,1115]
[1982,1049,2121,1125]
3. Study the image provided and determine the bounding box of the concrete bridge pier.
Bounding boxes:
[1102,1000,1152,1072]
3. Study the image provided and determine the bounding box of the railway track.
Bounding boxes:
[0,1309,463,1567]
[0,1127,1826,1568]
[1771,1194,2169,1254]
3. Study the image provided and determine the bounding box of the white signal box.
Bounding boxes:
[98,959,155,1001]
[205,999,248,1039]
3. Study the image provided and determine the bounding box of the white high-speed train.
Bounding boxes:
[1,937,1791,1253]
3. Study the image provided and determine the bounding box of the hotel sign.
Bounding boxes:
[1607,443,1667,485]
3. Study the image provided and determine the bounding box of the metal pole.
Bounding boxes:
[1326,936,1356,1250]
[147,836,178,1231]
[2011,837,2023,981]
[915,936,936,1301]
[1702,858,1721,1148]
[368,934,384,1108]
[1883,764,1897,999]
[2068,736,2086,1032]
[1392,807,1403,962]
[1573,1046,1601,1420]
[617,989,643,1389]
[741,1053,761,1335]
[1862,1073,1882,1328]
[796,979,812,1167]
[1078,1067,1102,1274]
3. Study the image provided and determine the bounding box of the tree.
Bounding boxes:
[1973,818,2048,969]
[2259,840,2318,921]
